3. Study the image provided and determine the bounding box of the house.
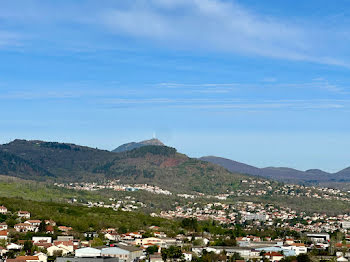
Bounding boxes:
[285,239,294,245]
[7,243,22,250]
[129,232,142,239]
[84,232,99,239]
[119,245,143,261]
[45,220,56,226]
[46,225,54,234]
[47,244,72,256]
[75,247,101,257]
[35,242,53,250]
[101,246,143,262]
[160,238,179,248]
[0,230,8,240]
[290,243,307,255]
[265,252,284,262]
[53,241,75,253]
[32,237,52,243]
[58,226,73,232]
[183,251,193,261]
[57,236,74,241]
[0,222,8,230]
[104,233,120,241]
[134,237,163,248]
[17,211,31,219]
[0,246,8,256]
[25,220,41,227]
[154,232,167,238]
[34,252,48,262]
[14,223,37,232]
[0,206,7,214]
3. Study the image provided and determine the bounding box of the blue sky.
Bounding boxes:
[1,0,350,172]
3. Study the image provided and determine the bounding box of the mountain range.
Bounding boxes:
[0,139,247,193]
[1,138,350,192]
[200,156,350,184]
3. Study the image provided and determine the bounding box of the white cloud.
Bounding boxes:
[0,0,349,67]
[98,0,350,67]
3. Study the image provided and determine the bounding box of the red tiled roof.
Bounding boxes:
[266,252,283,257]
[14,256,39,261]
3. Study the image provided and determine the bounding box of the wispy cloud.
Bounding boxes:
[101,97,349,111]
[0,1,349,68]
[156,78,348,94]
[0,30,19,47]
[98,0,350,67]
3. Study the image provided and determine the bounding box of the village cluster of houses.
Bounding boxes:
[55,181,172,196]
[157,200,350,234]
[232,180,350,202]
[3,177,350,262]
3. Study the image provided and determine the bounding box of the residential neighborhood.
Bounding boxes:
[1,197,350,262]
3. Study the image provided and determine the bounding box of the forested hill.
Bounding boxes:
[0,150,55,180]
[0,139,248,194]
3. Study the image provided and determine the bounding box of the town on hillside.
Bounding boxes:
[1,200,350,262]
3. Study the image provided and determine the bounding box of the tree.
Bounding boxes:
[91,237,104,247]
[161,246,183,261]
[146,245,159,256]
[23,240,33,255]
[181,218,199,232]
[297,254,310,262]
[39,220,46,232]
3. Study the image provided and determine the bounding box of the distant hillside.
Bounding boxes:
[200,156,261,176]
[0,150,54,180]
[112,138,165,153]
[200,156,350,184]
[334,167,350,181]
[0,139,248,194]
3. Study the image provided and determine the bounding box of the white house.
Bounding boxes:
[104,232,120,241]
[265,252,284,262]
[7,243,22,250]
[290,243,307,255]
[47,245,71,256]
[183,251,193,261]
[0,206,7,214]
[135,237,164,247]
[34,252,48,262]
[0,246,8,256]
[25,220,41,227]
[14,223,37,232]
[18,211,31,219]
